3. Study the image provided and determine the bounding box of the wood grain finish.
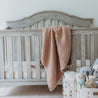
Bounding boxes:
[35,36,40,79]
[6,11,93,29]
[81,35,86,66]
[90,34,95,65]
[25,36,31,79]
[7,37,13,79]
[17,37,22,79]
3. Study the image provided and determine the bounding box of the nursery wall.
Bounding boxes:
[0,0,98,29]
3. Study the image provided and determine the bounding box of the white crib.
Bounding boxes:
[0,11,98,86]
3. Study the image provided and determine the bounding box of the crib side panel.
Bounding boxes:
[35,35,41,79]
[0,29,97,86]
[25,36,31,79]
[71,33,87,70]
[17,37,22,79]
[7,37,14,79]
[71,30,98,70]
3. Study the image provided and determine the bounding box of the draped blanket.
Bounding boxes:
[41,26,71,91]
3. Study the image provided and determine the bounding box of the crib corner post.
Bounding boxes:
[0,37,4,79]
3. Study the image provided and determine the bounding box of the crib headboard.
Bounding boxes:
[7,11,93,29]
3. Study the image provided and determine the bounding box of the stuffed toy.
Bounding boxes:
[79,66,92,76]
[78,79,86,88]
[74,73,86,88]
[92,64,98,77]
[85,76,97,88]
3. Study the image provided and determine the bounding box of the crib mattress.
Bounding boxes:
[4,61,46,79]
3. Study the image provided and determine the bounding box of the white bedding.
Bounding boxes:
[4,61,46,79]
[5,61,36,72]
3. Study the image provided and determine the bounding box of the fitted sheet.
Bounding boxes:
[4,61,46,79]
[4,61,44,72]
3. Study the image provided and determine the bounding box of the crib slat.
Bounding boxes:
[31,22,39,61]
[0,37,4,79]
[34,23,38,29]
[41,20,45,28]
[81,35,85,66]
[4,37,7,67]
[72,36,78,71]
[54,20,56,26]
[94,35,98,59]
[48,19,52,26]
[57,20,59,26]
[17,37,22,79]
[7,37,13,79]
[25,36,31,79]
[35,35,40,79]
[54,20,58,26]
[76,35,81,59]
[87,35,90,59]
[91,34,95,65]
[31,36,35,61]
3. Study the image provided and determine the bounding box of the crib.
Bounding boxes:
[0,11,98,86]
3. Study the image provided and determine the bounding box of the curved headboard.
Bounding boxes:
[7,11,93,29]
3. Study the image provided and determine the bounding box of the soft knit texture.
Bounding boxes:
[41,25,71,91]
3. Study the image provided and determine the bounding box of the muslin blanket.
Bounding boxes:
[41,25,71,91]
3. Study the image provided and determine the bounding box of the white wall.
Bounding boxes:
[0,0,98,29]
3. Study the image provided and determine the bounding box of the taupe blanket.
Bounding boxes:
[41,25,71,91]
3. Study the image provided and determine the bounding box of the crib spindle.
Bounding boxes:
[87,34,90,59]
[4,37,7,68]
[17,37,22,79]
[57,20,59,26]
[7,37,13,79]
[35,35,40,79]
[48,19,52,26]
[41,20,45,28]
[54,20,58,26]
[0,37,4,79]
[21,36,25,61]
[34,23,38,29]
[31,36,35,61]
[81,34,86,66]
[31,22,39,61]
[25,36,31,79]
[90,34,95,65]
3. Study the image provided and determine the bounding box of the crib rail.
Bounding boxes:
[0,28,98,85]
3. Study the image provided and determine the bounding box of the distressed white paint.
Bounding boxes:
[25,36,31,79]
[90,34,95,65]
[17,37,22,79]
[81,35,86,66]
[7,37,13,79]
[35,36,40,79]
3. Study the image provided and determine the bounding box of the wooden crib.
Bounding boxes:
[0,11,98,86]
